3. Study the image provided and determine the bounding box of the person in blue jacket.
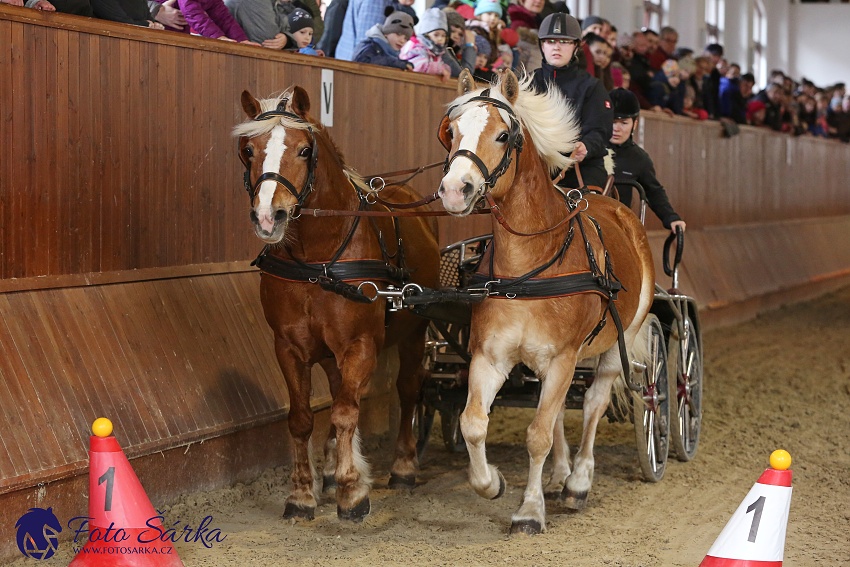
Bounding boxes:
[352,8,415,70]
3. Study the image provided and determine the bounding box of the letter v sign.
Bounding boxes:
[321,69,334,127]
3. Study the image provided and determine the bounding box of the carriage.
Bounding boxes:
[407,217,703,483]
[234,70,704,532]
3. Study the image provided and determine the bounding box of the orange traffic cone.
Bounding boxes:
[70,418,184,566]
[700,450,793,567]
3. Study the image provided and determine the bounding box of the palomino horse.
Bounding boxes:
[233,87,439,521]
[437,70,655,534]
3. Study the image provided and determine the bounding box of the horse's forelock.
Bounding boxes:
[445,75,578,174]
[231,91,314,139]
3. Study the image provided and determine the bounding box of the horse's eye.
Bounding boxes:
[448,127,454,138]
[298,146,312,158]
[243,145,254,158]
[497,132,509,143]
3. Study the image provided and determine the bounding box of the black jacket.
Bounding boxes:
[609,138,681,229]
[530,61,613,188]
[315,0,347,57]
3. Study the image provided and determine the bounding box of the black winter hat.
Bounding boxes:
[288,8,314,34]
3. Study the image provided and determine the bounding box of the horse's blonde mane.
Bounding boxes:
[447,74,580,175]
[232,89,370,193]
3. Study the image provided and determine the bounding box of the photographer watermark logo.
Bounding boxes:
[15,508,62,560]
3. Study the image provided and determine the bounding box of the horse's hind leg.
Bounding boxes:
[461,355,508,500]
[333,338,377,521]
[276,344,319,520]
[318,358,342,495]
[543,407,571,498]
[562,347,620,509]
[512,353,577,535]
[388,331,427,489]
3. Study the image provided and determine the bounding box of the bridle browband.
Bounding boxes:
[239,99,320,211]
[440,88,524,192]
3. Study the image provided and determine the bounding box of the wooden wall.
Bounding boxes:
[1,7,850,556]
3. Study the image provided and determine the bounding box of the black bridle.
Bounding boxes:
[239,100,320,211]
[440,88,524,192]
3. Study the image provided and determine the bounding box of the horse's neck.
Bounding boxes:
[491,139,575,275]
[284,136,365,261]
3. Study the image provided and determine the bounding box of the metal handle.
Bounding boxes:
[663,226,684,279]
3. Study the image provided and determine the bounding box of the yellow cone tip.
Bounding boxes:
[91,417,114,438]
[769,449,792,471]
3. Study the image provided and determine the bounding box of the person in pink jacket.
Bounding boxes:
[177,0,258,43]
[399,8,451,80]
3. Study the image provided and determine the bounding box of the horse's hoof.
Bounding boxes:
[492,470,506,500]
[283,503,315,521]
[322,475,337,493]
[510,519,543,535]
[337,497,371,522]
[388,474,416,489]
[561,489,588,510]
[543,489,563,501]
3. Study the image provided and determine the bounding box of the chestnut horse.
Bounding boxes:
[436,70,655,534]
[233,87,439,521]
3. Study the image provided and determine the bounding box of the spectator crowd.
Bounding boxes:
[3,0,848,142]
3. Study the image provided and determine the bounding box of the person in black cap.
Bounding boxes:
[607,88,685,233]
[530,11,613,190]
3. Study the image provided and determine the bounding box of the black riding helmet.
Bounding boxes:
[609,88,640,120]
[538,12,582,41]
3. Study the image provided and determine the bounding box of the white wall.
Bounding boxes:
[789,3,850,88]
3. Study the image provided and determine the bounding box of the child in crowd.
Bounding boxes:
[610,62,630,89]
[648,59,685,115]
[390,0,417,24]
[607,88,686,234]
[288,7,322,54]
[352,8,415,70]
[471,32,495,82]
[473,0,503,31]
[681,85,708,120]
[176,0,256,43]
[584,32,614,90]
[399,8,452,80]
[443,8,477,77]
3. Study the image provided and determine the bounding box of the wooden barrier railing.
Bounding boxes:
[1,8,849,556]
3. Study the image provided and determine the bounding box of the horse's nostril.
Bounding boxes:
[249,210,259,222]
[274,209,287,221]
[462,182,474,195]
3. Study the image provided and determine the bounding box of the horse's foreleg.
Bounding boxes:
[512,354,577,535]
[543,407,571,498]
[562,348,620,509]
[277,345,318,520]
[461,355,508,500]
[333,338,377,521]
[388,331,427,489]
[318,358,341,495]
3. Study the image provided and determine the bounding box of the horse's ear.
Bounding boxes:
[438,115,452,151]
[500,70,519,104]
[288,86,311,118]
[458,69,475,95]
[241,90,261,119]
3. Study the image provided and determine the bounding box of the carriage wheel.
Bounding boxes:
[668,314,703,462]
[440,406,466,453]
[414,402,435,462]
[632,315,671,483]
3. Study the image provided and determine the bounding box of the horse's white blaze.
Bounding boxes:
[441,105,490,212]
[257,124,287,232]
